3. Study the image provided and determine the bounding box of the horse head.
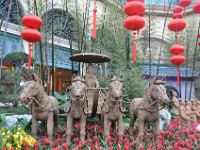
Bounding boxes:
[71,76,86,100]
[109,76,123,101]
[19,74,43,105]
[148,76,170,105]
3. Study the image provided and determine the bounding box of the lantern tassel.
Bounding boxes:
[164,0,166,12]
[132,37,137,62]
[175,32,179,44]
[92,4,97,39]
[28,43,33,70]
[177,65,180,86]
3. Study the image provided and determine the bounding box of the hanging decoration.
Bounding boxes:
[92,0,97,39]
[21,14,42,70]
[194,1,200,47]
[179,0,191,16]
[164,0,166,12]
[168,6,187,86]
[124,0,145,62]
[193,1,200,13]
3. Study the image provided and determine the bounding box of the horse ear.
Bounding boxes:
[32,73,37,82]
[32,73,43,85]
[162,76,166,81]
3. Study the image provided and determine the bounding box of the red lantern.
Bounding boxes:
[170,55,186,86]
[21,29,42,42]
[170,55,186,65]
[198,33,200,38]
[179,0,191,8]
[173,6,183,13]
[22,14,42,29]
[124,16,145,31]
[124,1,145,16]
[173,13,183,19]
[198,41,200,46]
[193,1,200,14]
[168,19,186,32]
[92,5,97,39]
[170,45,185,55]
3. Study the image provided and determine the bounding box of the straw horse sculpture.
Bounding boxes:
[129,76,170,140]
[65,76,88,144]
[101,76,126,141]
[19,74,59,137]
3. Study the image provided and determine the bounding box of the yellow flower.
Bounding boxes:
[6,143,12,149]
[1,132,5,136]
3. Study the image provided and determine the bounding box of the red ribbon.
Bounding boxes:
[164,0,166,12]
[28,43,33,70]
[175,32,179,44]
[92,3,97,39]
[133,36,137,62]
[177,65,180,86]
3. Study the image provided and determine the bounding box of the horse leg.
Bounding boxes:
[154,119,160,142]
[138,119,145,144]
[31,115,37,136]
[47,112,54,137]
[80,114,86,142]
[129,114,136,134]
[66,114,73,144]
[118,114,124,141]
[103,115,110,142]
[53,109,59,133]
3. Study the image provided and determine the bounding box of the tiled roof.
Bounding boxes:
[143,66,200,77]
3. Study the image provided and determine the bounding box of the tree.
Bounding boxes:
[3,52,28,68]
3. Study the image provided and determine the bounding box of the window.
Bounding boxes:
[0,0,23,25]
[43,10,74,40]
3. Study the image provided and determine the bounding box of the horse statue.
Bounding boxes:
[19,73,59,137]
[65,76,88,144]
[129,76,170,140]
[101,76,126,141]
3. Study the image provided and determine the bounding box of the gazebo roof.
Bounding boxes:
[143,65,200,77]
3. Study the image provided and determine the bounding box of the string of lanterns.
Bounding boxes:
[168,1,189,86]
[21,14,42,70]
[124,0,145,62]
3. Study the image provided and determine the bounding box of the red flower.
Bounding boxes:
[74,137,79,144]
[62,143,69,150]
[107,135,112,141]
[42,138,51,145]
[34,141,40,150]
[139,146,145,150]
[93,135,99,142]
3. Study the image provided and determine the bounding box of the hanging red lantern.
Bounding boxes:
[22,14,42,29]
[198,41,200,46]
[173,13,183,19]
[173,6,183,13]
[198,33,200,38]
[168,19,186,32]
[193,1,200,14]
[170,55,186,86]
[170,55,186,65]
[179,0,191,8]
[179,0,191,16]
[170,45,185,55]
[124,1,145,16]
[124,16,145,31]
[21,29,42,42]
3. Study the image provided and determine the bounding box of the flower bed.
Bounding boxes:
[1,120,200,150]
